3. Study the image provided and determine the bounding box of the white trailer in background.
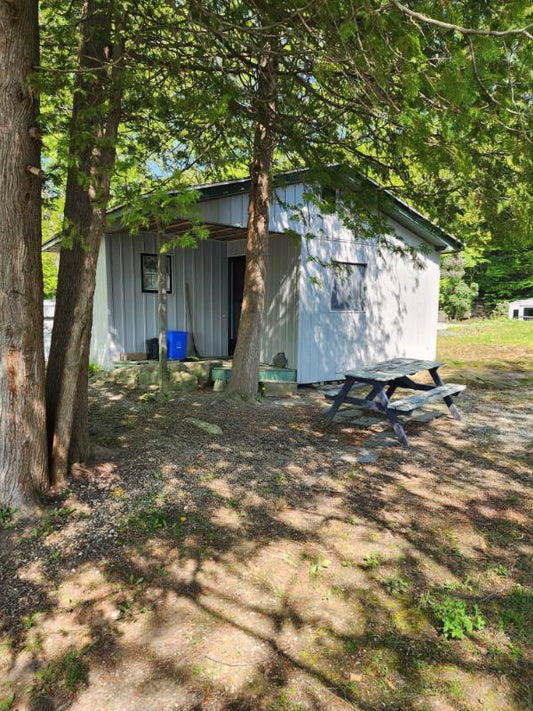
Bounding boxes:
[508,298,533,321]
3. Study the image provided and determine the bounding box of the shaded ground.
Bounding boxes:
[1,332,532,710]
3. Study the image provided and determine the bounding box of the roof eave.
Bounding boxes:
[382,202,462,253]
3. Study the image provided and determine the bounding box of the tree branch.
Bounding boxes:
[392,1,533,39]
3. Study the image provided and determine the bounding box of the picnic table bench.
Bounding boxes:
[323,357,465,447]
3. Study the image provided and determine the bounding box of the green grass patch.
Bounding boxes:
[437,318,532,368]
[28,650,87,703]
[496,585,533,645]
[0,692,15,711]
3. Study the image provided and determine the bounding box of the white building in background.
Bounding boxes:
[43,299,55,360]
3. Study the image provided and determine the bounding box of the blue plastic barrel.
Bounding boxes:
[167,330,188,360]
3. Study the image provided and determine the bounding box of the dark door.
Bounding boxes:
[228,256,246,355]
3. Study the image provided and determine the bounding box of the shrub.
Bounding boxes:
[491,301,509,318]
[440,254,479,320]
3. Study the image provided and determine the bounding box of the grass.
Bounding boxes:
[437,318,533,368]
[28,650,87,705]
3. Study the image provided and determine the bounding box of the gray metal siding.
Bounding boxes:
[107,232,228,358]
[296,218,441,383]
[227,236,300,370]
[197,183,305,235]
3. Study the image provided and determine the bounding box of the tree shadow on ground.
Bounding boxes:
[1,381,531,710]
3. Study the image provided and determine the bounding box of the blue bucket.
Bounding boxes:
[167,330,188,360]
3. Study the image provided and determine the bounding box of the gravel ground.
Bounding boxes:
[1,377,532,711]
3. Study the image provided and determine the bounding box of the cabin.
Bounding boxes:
[43,170,461,384]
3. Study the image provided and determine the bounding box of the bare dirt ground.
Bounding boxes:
[1,364,532,710]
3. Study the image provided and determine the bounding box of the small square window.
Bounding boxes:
[330,261,366,312]
[141,253,172,294]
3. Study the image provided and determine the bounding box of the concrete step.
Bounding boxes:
[211,366,297,383]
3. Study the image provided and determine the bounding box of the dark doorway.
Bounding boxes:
[228,256,246,355]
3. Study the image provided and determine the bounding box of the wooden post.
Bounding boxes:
[157,227,169,393]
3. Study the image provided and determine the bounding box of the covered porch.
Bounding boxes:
[99,215,300,375]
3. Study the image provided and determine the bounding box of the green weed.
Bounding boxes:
[130,506,169,533]
[385,575,410,596]
[431,597,486,639]
[29,650,86,701]
[497,585,533,644]
[22,612,39,629]
[363,553,381,569]
[0,507,16,529]
[309,557,331,578]
[489,563,509,577]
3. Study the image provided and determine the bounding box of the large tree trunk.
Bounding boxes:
[0,0,48,509]
[46,0,124,488]
[226,48,277,397]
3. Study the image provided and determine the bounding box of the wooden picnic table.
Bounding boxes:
[323,357,465,447]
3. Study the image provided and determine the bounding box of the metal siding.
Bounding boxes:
[262,235,299,370]
[225,236,300,370]
[108,233,228,358]
[297,216,441,383]
[89,239,114,368]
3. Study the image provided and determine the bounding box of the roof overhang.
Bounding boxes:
[42,167,461,253]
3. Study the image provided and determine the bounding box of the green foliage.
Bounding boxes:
[469,249,533,308]
[309,557,331,578]
[22,612,39,629]
[130,506,170,532]
[440,254,479,319]
[431,597,486,639]
[363,553,382,569]
[497,585,533,645]
[385,575,410,596]
[29,650,86,701]
[42,252,58,299]
[491,302,510,318]
[88,362,102,376]
[38,0,533,257]
[0,507,16,529]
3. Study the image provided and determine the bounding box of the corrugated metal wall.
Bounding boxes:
[297,215,441,383]
[197,184,304,369]
[225,236,300,370]
[197,182,305,235]
[106,232,228,359]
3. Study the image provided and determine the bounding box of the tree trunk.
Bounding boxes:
[46,0,124,488]
[0,0,48,509]
[157,231,170,392]
[226,48,277,397]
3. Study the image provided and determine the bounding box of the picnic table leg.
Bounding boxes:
[324,378,354,424]
[386,384,397,398]
[376,389,410,448]
[429,368,461,421]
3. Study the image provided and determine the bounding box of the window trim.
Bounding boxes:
[141,252,173,294]
[329,260,366,313]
